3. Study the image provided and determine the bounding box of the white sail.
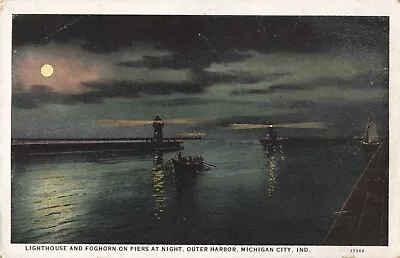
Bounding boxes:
[364,121,379,144]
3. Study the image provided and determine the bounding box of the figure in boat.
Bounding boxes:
[172,151,208,177]
[153,115,164,144]
[175,152,203,165]
[362,120,380,146]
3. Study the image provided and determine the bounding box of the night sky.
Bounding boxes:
[12,15,389,139]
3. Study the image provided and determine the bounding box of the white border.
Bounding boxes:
[1,0,399,257]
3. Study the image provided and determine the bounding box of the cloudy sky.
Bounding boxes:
[12,15,388,139]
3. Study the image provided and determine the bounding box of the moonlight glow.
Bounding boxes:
[40,64,54,77]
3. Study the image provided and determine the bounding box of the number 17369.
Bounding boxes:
[350,248,365,253]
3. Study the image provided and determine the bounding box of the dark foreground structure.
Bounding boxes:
[324,141,389,245]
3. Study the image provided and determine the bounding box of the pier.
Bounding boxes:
[324,140,388,245]
[11,137,203,155]
[259,126,364,146]
[260,136,363,146]
[11,116,202,155]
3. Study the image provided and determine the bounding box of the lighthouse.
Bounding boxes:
[153,115,164,143]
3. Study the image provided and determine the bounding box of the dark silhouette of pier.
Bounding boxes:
[11,137,202,154]
[324,140,388,245]
[11,116,202,155]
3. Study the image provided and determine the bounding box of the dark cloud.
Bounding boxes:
[12,91,41,109]
[231,83,307,95]
[12,85,104,109]
[12,68,274,108]
[229,73,388,96]
[12,16,320,52]
[118,49,253,70]
[12,81,196,109]
[13,69,388,109]
[193,69,271,85]
[13,15,388,54]
[12,85,67,109]
[85,80,205,96]
[118,52,212,70]
[286,100,316,109]
[310,74,389,89]
[140,98,215,107]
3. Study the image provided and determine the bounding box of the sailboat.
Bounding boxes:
[362,121,380,146]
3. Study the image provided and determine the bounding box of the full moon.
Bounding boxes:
[40,64,54,77]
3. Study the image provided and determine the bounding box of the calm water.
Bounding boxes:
[11,140,368,244]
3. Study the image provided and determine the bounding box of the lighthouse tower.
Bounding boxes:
[152,115,164,143]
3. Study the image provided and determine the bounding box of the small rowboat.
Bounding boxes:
[170,152,215,180]
[172,157,204,177]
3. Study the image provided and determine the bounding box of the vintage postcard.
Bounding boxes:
[1,0,399,257]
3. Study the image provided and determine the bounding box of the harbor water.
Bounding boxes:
[11,139,369,244]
